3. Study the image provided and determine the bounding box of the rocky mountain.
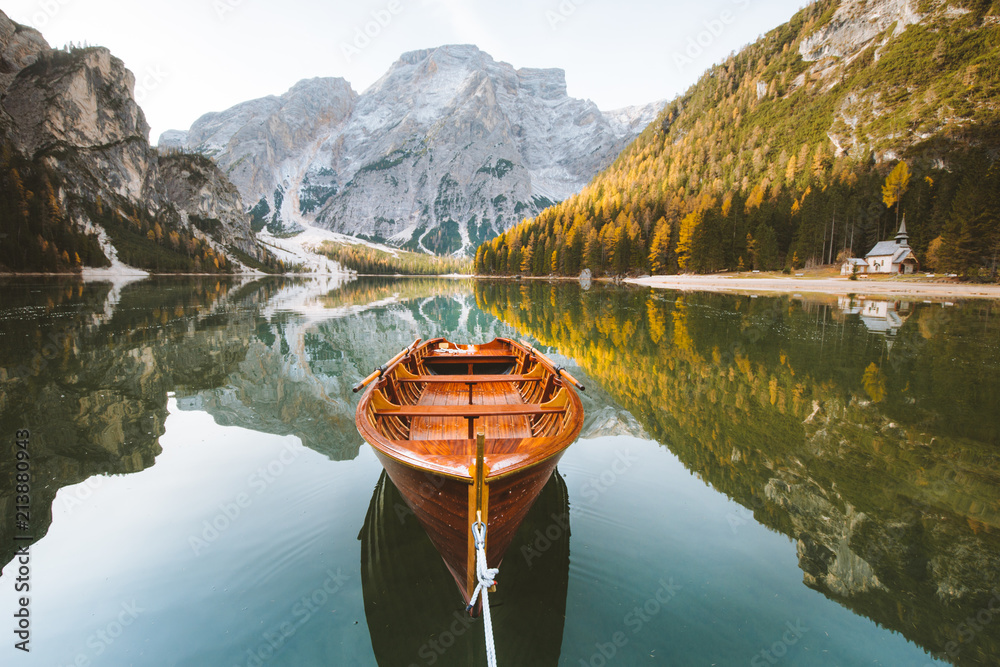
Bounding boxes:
[0,9,281,274]
[160,77,357,233]
[0,12,47,99]
[477,0,1000,278]
[161,45,662,255]
[158,152,262,259]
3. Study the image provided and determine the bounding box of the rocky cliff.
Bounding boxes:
[162,45,661,254]
[0,9,279,274]
[793,0,994,161]
[0,12,47,97]
[158,152,262,259]
[5,46,157,202]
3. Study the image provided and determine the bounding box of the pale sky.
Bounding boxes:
[2,0,809,142]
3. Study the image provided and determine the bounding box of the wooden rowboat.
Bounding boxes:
[354,337,584,607]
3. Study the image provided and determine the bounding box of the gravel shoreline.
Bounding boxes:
[626,275,1000,300]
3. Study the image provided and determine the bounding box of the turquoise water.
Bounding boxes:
[1,276,997,666]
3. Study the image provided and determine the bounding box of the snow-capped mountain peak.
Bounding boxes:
[160,45,661,255]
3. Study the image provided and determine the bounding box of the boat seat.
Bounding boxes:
[375,381,568,441]
[396,374,544,383]
[373,405,566,418]
[422,354,520,363]
[394,362,545,385]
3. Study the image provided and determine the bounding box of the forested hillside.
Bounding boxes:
[475,0,1000,279]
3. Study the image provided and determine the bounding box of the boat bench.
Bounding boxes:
[373,405,565,418]
[423,354,520,363]
[396,374,543,384]
[373,404,566,440]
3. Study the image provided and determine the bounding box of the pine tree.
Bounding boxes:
[943,168,989,274]
[648,217,671,274]
[811,147,828,181]
[751,224,779,270]
[507,233,522,274]
[483,245,495,274]
[10,168,28,219]
[676,211,702,271]
[584,227,600,273]
[534,236,548,276]
[520,234,535,275]
[785,156,797,185]
[474,245,485,274]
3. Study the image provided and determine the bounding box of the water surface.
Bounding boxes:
[1,276,997,666]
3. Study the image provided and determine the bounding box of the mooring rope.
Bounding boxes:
[467,520,499,667]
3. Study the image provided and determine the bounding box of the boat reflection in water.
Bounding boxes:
[359,470,570,666]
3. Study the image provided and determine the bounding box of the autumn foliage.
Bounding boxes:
[476,0,1000,279]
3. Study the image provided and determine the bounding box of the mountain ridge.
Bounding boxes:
[161,44,662,255]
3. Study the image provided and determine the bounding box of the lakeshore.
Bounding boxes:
[627,274,1000,300]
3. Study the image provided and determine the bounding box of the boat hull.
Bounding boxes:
[372,448,563,605]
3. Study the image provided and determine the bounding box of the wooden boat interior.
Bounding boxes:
[359,338,583,480]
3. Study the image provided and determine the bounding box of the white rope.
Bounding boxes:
[467,521,499,667]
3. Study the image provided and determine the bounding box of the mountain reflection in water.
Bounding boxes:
[0,277,497,566]
[0,276,996,665]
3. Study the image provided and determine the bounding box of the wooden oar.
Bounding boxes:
[519,341,586,392]
[353,338,422,393]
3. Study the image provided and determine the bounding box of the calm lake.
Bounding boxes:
[1,276,998,667]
